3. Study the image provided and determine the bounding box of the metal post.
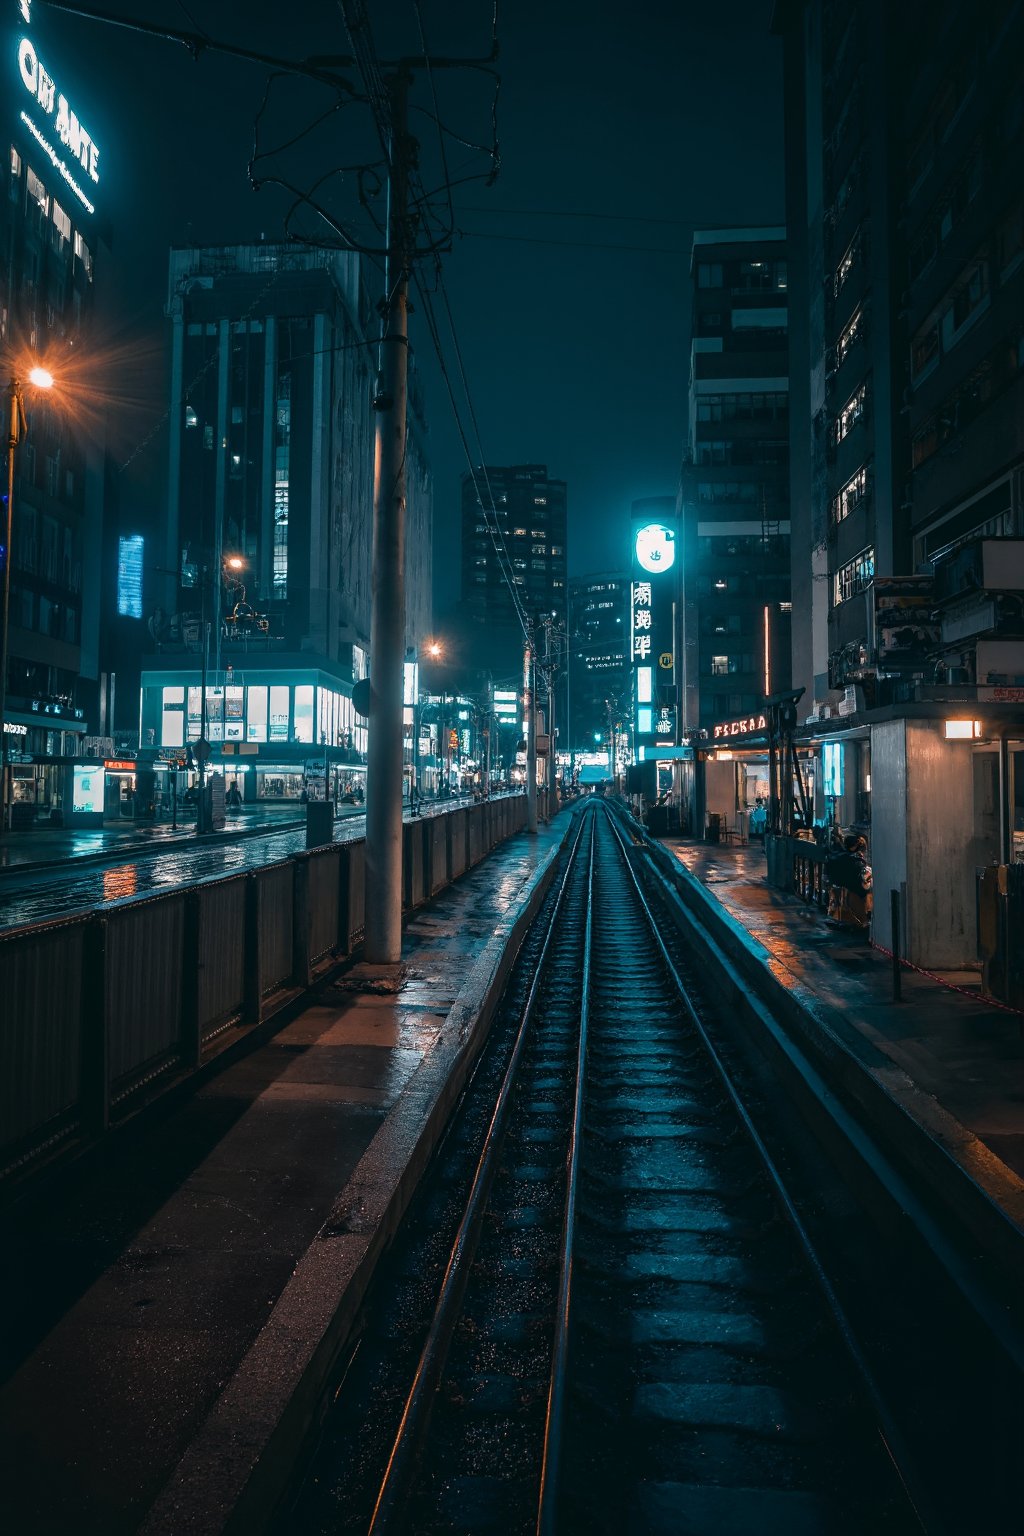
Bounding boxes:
[364,70,411,965]
[0,378,24,835]
[196,572,209,835]
[526,634,538,833]
[891,889,902,1003]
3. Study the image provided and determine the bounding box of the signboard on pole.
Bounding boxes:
[631,508,678,755]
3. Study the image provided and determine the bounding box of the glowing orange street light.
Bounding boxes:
[427,640,442,658]
[1,365,56,834]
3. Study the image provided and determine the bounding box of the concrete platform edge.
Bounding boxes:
[636,825,1024,1268]
[138,823,570,1536]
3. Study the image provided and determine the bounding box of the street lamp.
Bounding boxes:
[1,366,54,834]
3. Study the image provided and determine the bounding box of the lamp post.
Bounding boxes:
[1,367,54,834]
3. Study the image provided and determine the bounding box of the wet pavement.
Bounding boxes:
[0,795,492,932]
[0,803,303,872]
[0,809,569,1536]
[663,837,1024,1182]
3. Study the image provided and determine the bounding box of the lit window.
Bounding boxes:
[185,405,198,429]
[833,383,867,443]
[513,526,527,537]
[833,546,875,605]
[10,145,21,177]
[836,305,863,364]
[831,464,868,523]
[711,655,729,675]
[27,166,48,214]
[51,200,71,241]
[533,496,547,505]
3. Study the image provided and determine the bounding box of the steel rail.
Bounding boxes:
[535,808,595,1535]
[600,801,935,1535]
[367,808,593,1534]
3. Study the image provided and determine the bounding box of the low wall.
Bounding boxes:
[0,793,533,1185]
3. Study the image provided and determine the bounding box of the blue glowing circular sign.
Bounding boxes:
[634,522,676,574]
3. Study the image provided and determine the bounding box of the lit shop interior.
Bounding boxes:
[138,669,368,803]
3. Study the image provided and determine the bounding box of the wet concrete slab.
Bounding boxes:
[0,811,570,1536]
[664,839,1024,1185]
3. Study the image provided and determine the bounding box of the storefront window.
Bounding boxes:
[225,685,245,742]
[247,686,268,742]
[187,685,202,741]
[269,684,290,742]
[206,685,225,742]
[294,684,314,743]
[161,685,185,747]
[257,769,305,799]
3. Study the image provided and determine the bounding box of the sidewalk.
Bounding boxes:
[0,810,569,1536]
[662,837,1024,1183]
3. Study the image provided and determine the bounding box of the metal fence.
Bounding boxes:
[0,792,540,1183]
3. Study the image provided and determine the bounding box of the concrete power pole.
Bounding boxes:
[525,631,538,834]
[364,71,411,964]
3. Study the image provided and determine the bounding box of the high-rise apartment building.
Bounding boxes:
[138,243,432,804]
[459,463,567,677]
[677,229,792,734]
[567,571,630,751]
[773,0,1024,967]
[1,3,106,825]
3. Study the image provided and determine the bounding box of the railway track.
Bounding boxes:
[282,800,922,1534]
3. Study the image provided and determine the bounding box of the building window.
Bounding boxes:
[710,655,729,675]
[833,382,867,443]
[831,464,869,523]
[530,527,547,538]
[834,227,863,298]
[531,543,547,556]
[943,258,989,348]
[51,200,71,242]
[997,202,1024,281]
[836,305,864,364]
[911,320,941,383]
[513,526,527,537]
[697,261,724,288]
[533,496,547,505]
[26,166,48,214]
[10,145,21,178]
[73,231,93,280]
[833,546,874,605]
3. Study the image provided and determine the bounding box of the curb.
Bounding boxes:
[634,822,1024,1295]
[139,822,569,1536]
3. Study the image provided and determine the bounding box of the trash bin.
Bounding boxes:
[706,811,722,844]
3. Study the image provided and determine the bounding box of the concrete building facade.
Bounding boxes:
[774,0,1024,967]
[677,228,792,736]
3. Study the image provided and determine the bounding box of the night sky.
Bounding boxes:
[37,0,784,616]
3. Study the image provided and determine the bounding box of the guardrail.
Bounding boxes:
[0,791,542,1185]
[765,832,830,909]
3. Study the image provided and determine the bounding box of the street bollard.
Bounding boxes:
[891,889,902,1003]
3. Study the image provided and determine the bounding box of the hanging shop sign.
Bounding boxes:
[631,511,678,752]
[711,713,767,741]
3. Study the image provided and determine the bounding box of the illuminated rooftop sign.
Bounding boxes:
[634,522,675,575]
[16,27,100,215]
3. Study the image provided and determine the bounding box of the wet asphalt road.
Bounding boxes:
[0,817,368,931]
[0,796,500,932]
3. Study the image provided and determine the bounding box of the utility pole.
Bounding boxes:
[364,68,411,964]
[525,629,538,833]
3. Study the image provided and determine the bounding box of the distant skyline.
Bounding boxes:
[33,0,785,616]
